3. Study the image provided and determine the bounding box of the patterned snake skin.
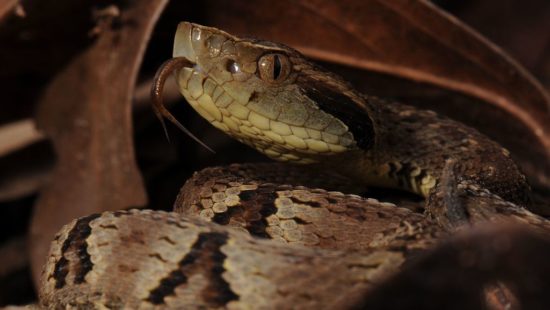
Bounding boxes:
[37,22,550,309]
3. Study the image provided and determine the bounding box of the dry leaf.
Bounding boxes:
[0,0,19,21]
[29,0,168,285]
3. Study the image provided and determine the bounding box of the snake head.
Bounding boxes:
[173,22,375,163]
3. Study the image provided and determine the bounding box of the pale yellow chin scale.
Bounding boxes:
[176,67,356,163]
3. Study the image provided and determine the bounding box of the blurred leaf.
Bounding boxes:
[0,0,18,21]
[29,0,168,285]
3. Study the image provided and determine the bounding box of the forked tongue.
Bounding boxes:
[151,57,215,153]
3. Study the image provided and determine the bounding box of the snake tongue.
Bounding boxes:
[173,22,197,63]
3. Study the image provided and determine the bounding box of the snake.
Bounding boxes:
[36,22,550,309]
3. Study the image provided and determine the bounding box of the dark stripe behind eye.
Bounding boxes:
[297,76,375,150]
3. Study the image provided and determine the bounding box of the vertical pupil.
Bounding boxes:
[273,55,281,80]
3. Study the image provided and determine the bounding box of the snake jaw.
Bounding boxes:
[173,22,198,63]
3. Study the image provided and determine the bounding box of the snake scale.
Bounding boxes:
[36,22,550,309]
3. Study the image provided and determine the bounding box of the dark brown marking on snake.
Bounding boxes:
[146,232,238,306]
[294,217,309,225]
[212,206,242,225]
[297,76,375,150]
[52,257,69,289]
[99,224,118,230]
[388,162,399,179]
[238,190,257,201]
[249,91,259,102]
[345,204,369,222]
[247,193,278,238]
[112,210,130,217]
[149,253,168,263]
[146,268,187,304]
[290,196,322,208]
[208,190,278,238]
[119,230,146,245]
[327,197,339,204]
[118,264,139,273]
[251,203,277,238]
[53,213,101,288]
[159,236,176,245]
[377,212,392,219]
[396,162,415,190]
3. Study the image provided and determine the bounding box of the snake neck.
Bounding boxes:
[328,96,531,207]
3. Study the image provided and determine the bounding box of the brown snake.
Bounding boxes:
[37,22,550,309]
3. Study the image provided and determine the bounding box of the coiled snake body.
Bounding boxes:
[38,23,549,309]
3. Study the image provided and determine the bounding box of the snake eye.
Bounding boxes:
[258,53,290,83]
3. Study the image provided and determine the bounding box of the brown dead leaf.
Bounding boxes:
[0,79,177,203]
[29,0,168,285]
[189,0,550,189]
[0,0,19,21]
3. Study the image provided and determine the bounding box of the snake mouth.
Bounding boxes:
[173,21,234,68]
[173,22,198,64]
[173,22,218,75]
